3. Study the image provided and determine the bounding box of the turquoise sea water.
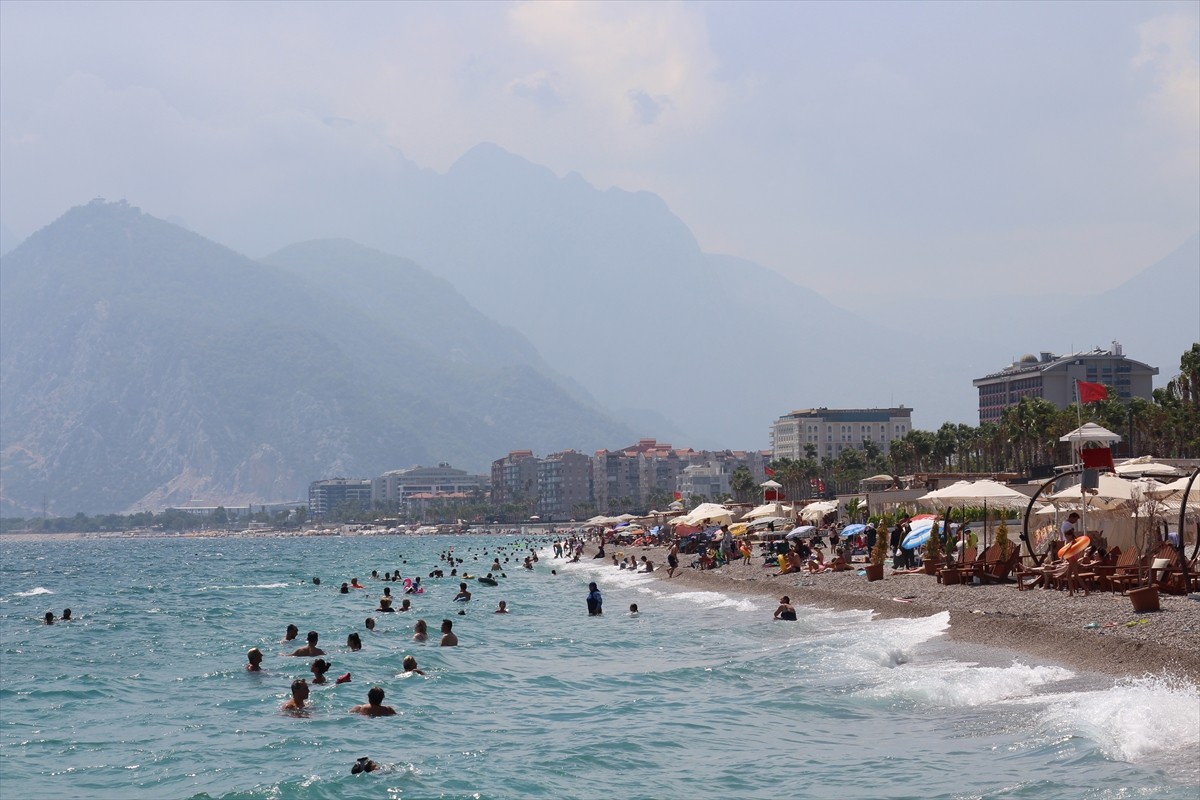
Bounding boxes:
[1,533,1198,800]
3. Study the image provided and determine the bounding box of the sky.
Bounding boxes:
[1,0,1197,311]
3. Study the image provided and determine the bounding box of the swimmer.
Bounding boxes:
[246,648,264,671]
[365,618,376,632]
[351,756,379,774]
[773,596,797,621]
[629,604,639,615]
[398,599,412,612]
[377,597,394,613]
[413,619,428,641]
[291,631,325,657]
[61,608,72,621]
[490,559,501,571]
[453,583,471,602]
[586,582,603,616]
[282,624,299,642]
[310,658,331,684]
[495,600,509,614]
[43,611,54,625]
[405,577,422,594]
[312,576,321,585]
[401,655,425,676]
[282,679,309,712]
[440,619,458,647]
[340,583,350,594]
[347,632,362,651]
[350,578,364,589]
[639,557,654,573]
[350,685,396,716]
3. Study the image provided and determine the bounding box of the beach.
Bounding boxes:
[635,544,1200,683]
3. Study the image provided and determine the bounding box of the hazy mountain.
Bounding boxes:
[351,143,923,447]
[0,221,20,256]
[0,201,631,516]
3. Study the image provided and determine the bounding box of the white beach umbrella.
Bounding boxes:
[684,503,734,526]
[745,502,791,520]
[1114,457,1183,478]
[800,501,837,522]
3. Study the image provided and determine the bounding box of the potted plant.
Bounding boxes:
[923,520,943,574]
[866,519,888,582]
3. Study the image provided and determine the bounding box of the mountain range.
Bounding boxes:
[1,144,1195,516]
[0,202,631,515]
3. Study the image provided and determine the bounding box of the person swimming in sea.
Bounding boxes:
[401,655,425,676]
[413,619,428,641]
[350,686,396,716]
[495,600,509,613]
[586,583,603,616]
[310,658,331,684]
[282,679,309,713]
[282,624,299,643]
[453,583,471,602]
[347,632,362,651]
[246,648,264,671]
[291,631,325,657]
[773,596,797,621]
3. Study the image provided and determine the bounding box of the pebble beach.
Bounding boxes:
[636,544,1200,683]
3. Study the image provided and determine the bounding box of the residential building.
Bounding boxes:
[536,450,593,521]
[491,450,539,506]
[972,343,1157,423]
[308,478,372,517]
[771,407,913,465]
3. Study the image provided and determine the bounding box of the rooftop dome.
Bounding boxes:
[1019,353,1038,363]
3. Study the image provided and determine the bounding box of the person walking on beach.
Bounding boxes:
[719,525,734,563]
[350,686,396,716]
[586,582,603,616]
[666,541,680,578]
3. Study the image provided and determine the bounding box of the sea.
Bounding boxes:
[1,533,1198,800]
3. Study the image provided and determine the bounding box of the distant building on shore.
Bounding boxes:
[371,464,483,508]
[770,408,912,465]
[536,450,593,521]
[490,450,539,507]
[308,478,372,517]
[971,343,1157,424]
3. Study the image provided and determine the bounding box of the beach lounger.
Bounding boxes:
[977,547,1023,584]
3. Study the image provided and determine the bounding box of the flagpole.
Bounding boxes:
[1075,379,1086,542]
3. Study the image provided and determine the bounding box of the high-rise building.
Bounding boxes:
[770,408,912,465]
[308,478,372,517]
[371,464,483,508]
[536,450,593,521]
[491,450,539,506]
[971,343,1157,424]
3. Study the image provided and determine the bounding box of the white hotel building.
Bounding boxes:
[771,407,913,465]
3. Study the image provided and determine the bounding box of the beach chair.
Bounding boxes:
[977,545,1023,584]
[959,544,1001,584]
[936,546,976,584]
[1107,552,1154,594]
[1148,542,1188,595]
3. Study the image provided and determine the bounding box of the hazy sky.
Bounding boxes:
[1,1,1197,310]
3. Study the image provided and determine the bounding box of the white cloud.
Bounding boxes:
[506,1,724,143]
[1133,12,1200,172]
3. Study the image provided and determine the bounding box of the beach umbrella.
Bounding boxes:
[900,519,939,550]
[1114,457,1183,478]
[840,523,867,538]
[685,503,735,526]
[745,502,792,520]
[786,525,816,540]
[800,501,837,522]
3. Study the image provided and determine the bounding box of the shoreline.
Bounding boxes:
[634,545,1200,684]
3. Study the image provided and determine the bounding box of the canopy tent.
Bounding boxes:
[1060,422,1122,445]
[759,479,782,489]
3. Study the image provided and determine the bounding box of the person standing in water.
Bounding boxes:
[586,582,603,616]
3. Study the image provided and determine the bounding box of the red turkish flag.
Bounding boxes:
[1077,381,1107,403]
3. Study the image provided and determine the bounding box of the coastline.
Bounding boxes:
[635,545,1200,685]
